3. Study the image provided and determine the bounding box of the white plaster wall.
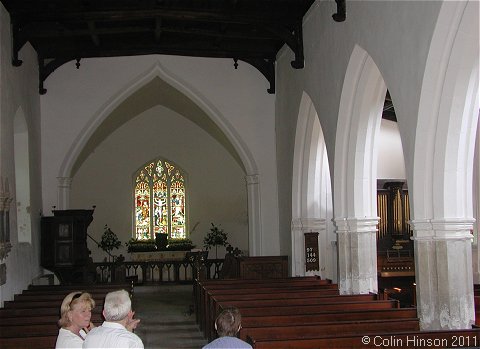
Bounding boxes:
[378,119,406,180]
[275,1,441,252]
[0,3,43,304]
[70,105,248,261]
[41,55,279,255]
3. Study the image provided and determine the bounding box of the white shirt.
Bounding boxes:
[82,321,144,349]
[56,328,87,349]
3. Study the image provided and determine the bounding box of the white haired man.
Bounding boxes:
[82,289,143,349]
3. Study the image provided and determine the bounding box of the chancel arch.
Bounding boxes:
[59,62,261,256]
[334,45,387,295]
[291,92,335,281]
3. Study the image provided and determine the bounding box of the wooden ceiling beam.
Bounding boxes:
[1,0,315,94]
[87,21,100,47]
[10,8,300,27]
[19,23,279,42]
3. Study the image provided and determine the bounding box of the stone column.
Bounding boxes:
[473,125,480,283]
[334,217,378,294]
[411,219,475,330]
[57,177,72,210]
[245,174,261,256]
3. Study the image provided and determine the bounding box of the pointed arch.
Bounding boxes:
[57,61,262,255]
[334,45,387,219]
[411,0,479,330]
[59,62,258,178]
[414,0,479,221]
[334,44,387,294]
[292,92,335,279]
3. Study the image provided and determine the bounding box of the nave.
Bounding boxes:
[2,277,480,349]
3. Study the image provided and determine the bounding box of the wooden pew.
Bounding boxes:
[20,284,132,296]
[234,300,398,317]
[241,308,418,327]
[14,289,113,301]
[0,313,104,326]
[208,294,379,339]
[195,276,331,323]
[246,328,480,349]
[200,283,338,333]
[205,288,340,336]
[239,318,420,341]
[198,279,336,329]
[208,299,399,340]
[0,335,56,349]
[0,322,101,338]
[3,299,105,309]
[26,283,131,291]
[194,276,326,313]
[0,305,103,317]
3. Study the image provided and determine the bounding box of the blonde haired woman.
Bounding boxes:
[55,291,95,348]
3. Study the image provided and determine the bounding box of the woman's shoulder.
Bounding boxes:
[55,328,84,349]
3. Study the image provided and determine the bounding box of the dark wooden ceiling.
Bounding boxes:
[0,0,335,94]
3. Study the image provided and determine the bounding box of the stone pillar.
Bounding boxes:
[411,219,475,330]
[245,174,261,256]
[334,217,378,294]
[291,218,325,277]
[473,125,480,283]
[57,177,72,210]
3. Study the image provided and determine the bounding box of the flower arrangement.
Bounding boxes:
[166,238,195,251]
[125,238,157,252]
[203,223,228,258]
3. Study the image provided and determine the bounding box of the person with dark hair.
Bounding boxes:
[82,289,143,349]
[55,291,95,348]
[202,307,252,349]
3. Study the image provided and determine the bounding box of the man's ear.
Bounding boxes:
[214,322,217,331]
[102,310,106,319]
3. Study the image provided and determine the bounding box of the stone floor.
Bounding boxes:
[132,284,208,349]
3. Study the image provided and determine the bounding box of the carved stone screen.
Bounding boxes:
[304,232,319,272]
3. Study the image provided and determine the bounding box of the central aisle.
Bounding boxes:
[132,284,208,349]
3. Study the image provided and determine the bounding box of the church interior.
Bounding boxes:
[0,0,479,347]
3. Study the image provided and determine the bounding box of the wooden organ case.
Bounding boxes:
[376,181,415,306]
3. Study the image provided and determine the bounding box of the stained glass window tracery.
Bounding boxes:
[134,159,186,240]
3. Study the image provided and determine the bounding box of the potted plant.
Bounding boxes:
[125,238,157,252]
[203,223,228,258]
[98,224,121,262]
[166,238,195,251]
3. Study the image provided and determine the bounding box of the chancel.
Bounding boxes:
[0,0,478,348]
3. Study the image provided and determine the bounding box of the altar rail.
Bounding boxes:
[94,259,224,284]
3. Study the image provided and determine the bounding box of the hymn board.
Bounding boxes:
[304,232,319,272]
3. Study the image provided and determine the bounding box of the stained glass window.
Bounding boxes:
[134,159,186,240]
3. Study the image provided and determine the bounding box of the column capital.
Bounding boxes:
[57,176,73,188]
[333,216,379,234]
[291,218,326,232]
[245,174,259,185]
[410,218,474,241]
